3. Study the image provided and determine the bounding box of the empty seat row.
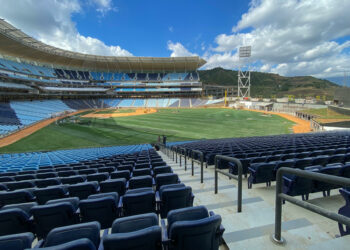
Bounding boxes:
[0,183,193,238]
[0,206,224,250]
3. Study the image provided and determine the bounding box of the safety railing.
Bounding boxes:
[214,155,243,213]
[178,147,187,170]
[272,167,350,245]
[191,150,204,183]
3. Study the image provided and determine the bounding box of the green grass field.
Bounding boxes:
[0,108,294,153]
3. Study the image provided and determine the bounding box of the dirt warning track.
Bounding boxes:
[82,108,157,119]
[0,111,83,148]
[245,109,312,133]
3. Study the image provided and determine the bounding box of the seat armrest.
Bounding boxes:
[33,239,44,248]
[118,196,123,208]
[161,219,171,246]
[152,178,156,185]
[248,167,256,173]
[155,191,161,202]
[126,182,129,189]
[209,211,215,217]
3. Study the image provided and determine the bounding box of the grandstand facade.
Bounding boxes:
[0,19,206,100]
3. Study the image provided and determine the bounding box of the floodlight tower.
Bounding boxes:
[238,46,252,98]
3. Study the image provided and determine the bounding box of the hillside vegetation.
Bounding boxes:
[199,67,342,98]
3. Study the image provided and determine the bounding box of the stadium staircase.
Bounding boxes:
[158,149,350,249]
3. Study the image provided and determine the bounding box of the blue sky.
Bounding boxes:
[0,0,350,79]
[73,0,248,57]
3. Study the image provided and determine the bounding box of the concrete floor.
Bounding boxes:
[159,151,350,249]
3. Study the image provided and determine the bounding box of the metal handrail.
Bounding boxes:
[178,147,187,170]
[272,167,350,245]
[191,150,204,182]
[214,155,243,213]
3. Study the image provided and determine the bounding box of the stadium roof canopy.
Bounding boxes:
[0,19,206,72]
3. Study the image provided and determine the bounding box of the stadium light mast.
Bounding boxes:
[238,46,252,98]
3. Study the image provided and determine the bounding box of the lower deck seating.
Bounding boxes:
[0,148,224,249]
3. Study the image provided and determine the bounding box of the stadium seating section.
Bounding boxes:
[172,131,350,200]
[0,147,226,249]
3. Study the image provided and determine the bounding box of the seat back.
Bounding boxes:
[153,166,172,176]
[34,186,66,205]
[60,175,86,185]
[169,215,222,250]
[0,190,33,207]
[36,173,58,179]
[111,170,130,180]
[39,238,96,250]
[6,181,35,191]
[155,173,179,190]
[43,221,100,248]
[160,186,193,218]
[35,178,61,188]
[31,202,78,238]
[79,197,118,229]
[14,174,36,181]
[46,197,80,211]
[0,209,30,236]
[100,178,126,195]
[112,213,158,233]
[123,189,155,216]
[338,188,350,236]
[68,182,98,200]
[86,173,109,183]
[0,232,34,250]
[103,226,161,250]
[133,168,152,177]
[129,176,153,189]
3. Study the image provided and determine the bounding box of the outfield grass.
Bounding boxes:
[300,108,350,119]
[0,108,294,153]
[94,109,135,114]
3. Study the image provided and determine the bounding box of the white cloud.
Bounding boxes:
[92,0,117,16]
[203,0,350,77]
[0,0,132,57]
[167,41,197,57]
[168,26,174,32]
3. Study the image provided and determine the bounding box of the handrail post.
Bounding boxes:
[272,167,284,244]
[214,155,242,213]
[191,150,203,181]
[175,146,178,163]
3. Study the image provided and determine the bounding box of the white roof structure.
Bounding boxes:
[0,19,206,72]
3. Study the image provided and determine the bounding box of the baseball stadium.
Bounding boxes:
[0,8,350,250]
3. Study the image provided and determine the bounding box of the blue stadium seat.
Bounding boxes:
[0,208,32,236]
[132,168,152,177]
[86,173,109,183]
[41,222,100,249]
[153,166,173,176]
[103,213,162,250]
[163,206,224,250]
[1,201,37,215]
[0,190,34,207]
[34,186,67,205]
[38,238,96,250]
[0,232,34,250]
[248,163,276,188]
[6,181,35,191]
[157,183,194,218]
[282,174,314,200]
[35,178,61,188]
[111,170,130,180]
[30,202,79,239]
[122,188,156,216]
[80,193,119,229]
[60,175,86,185]
[36,172,58,179]
[67,182,99,200]
[128,175,153,189]
[100,178,126,195]
[46,197,80,211]
[155,173,179,190]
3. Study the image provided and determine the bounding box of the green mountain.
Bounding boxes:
[199,67,342,98]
